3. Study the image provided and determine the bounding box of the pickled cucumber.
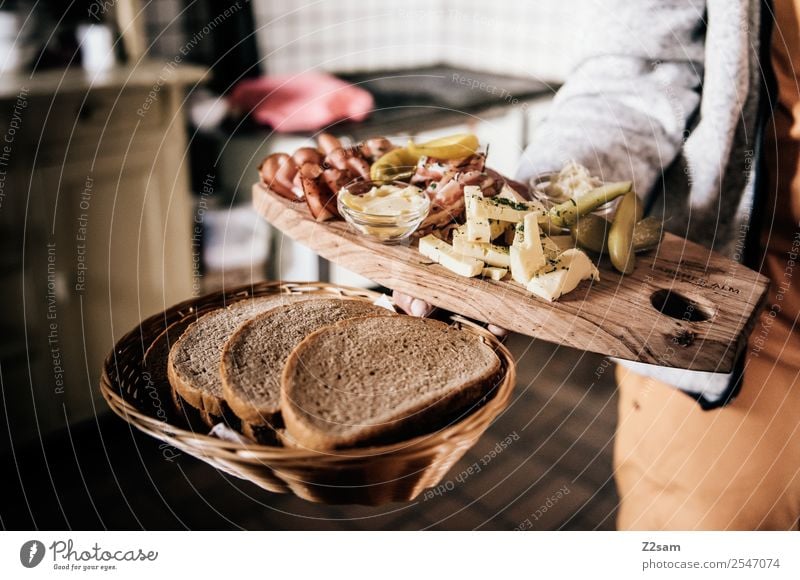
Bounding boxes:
[572,214,663,255]
[548,181,632,227]
[407,133,479,160]
[608,191,642,274]
[370,148,420,182]
[631,216,663,252]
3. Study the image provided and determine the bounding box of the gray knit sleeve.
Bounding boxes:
[516,0,706,201]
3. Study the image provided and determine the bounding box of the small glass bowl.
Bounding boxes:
[337,179,431,244]
[530,172,620,218]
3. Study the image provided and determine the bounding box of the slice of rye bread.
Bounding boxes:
[143,315,213,428]
[167,294,311,419]
[220,298,393,427]
[281,316,502,450]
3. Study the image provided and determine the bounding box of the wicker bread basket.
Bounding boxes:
[100,281,516,506]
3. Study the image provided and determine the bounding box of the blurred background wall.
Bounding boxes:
[141,0,586,81]
[249,0,585,80]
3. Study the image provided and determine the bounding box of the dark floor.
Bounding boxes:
[1,335,619,531]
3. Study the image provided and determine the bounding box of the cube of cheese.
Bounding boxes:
[482,266,508,281]
[418,234,446,262]
[418,235,484,277]
[465,218,506,243]
[464,186,509,241]
[465,185,483,215]
[453,227,511,267]
[466,215,493,243]
[509,213,546,285]
[437,245,484,277]
[526,248,599,302]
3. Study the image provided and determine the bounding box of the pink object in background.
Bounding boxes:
[229,73,374,132]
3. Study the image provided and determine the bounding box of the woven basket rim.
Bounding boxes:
[100,281,516,461]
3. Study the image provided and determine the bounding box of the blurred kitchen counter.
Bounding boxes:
[0,60,207,99]
[332,65,557,141]
[0,61,206,443]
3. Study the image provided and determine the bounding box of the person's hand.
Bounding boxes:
[392,290,435,317]
[392,291,509,338]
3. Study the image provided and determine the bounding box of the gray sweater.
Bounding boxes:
[516,0,763,403]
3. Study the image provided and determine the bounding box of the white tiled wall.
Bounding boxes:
[252,0,589,82]
[144,1,587,81]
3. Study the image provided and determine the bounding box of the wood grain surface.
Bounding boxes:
[254,184,769,372]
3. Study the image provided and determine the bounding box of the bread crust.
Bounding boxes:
[165,295,309,422]
[280,316,501,450]
[220,299,391,426]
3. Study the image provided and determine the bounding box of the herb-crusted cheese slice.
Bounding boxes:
[453,226,511,267]
[497,183,529,203]
[527,248,599,302]
[467,185,545,223]
[509,213,546,285]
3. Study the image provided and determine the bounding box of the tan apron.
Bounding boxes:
[614,0,800,530]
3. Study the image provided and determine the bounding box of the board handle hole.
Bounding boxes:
[649,289,711,322]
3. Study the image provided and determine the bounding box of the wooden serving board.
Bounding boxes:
[253,184,769,372]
